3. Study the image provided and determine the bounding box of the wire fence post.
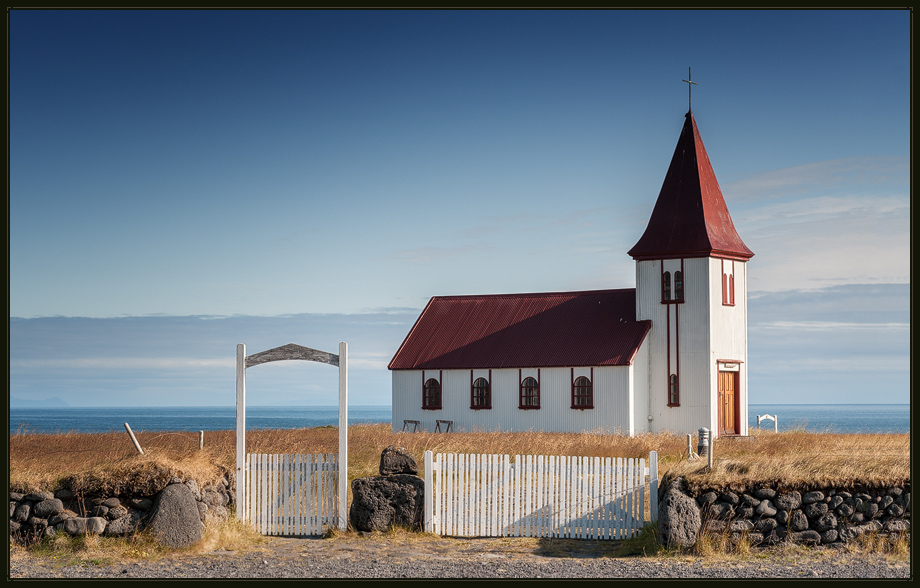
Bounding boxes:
[199,430,204,450]
[708,429,713,470]
[124,423,144,455]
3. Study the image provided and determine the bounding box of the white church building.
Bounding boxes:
[389,110,754,437]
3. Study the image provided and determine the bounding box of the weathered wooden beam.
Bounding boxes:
[245,343,339,368]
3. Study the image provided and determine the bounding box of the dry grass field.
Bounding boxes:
[9,424,910,496]
[9,425,911,564]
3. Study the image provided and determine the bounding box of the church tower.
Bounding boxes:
[628,111,754,437]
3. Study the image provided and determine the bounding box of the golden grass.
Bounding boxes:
[25,528,172,566]
[668,429,910,491]
[9,424,910,496]
[15,512,266,566]
[693,526,756,559]
[848,529,911,561]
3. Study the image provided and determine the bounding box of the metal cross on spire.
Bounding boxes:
[682,67,698,111]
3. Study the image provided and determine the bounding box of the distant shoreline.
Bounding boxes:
[10,404,909,436]
[8,403,909,409]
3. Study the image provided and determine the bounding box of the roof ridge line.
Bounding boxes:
[431,288,635,300]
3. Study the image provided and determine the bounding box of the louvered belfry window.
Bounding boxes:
[471,377,491,409]
[723,272,735,306]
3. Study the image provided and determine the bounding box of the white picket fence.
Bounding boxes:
[423,451,658,540]
[244,453,338,536]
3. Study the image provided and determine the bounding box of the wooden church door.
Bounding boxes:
[718,370,739,436]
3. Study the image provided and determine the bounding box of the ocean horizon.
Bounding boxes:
[8,403,909,435]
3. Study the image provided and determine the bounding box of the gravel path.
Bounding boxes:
[9,535,911,579]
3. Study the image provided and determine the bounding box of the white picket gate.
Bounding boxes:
[423,451,658,540]
[243,453,338,536]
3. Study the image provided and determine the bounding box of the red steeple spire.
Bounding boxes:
[628,112,753,261]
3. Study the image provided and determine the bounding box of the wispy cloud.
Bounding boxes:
[740,194,908,227]
[10,357,234,370]
[758,356,910,373]
[734,167,910,292]
[724,156,908,202]
[752,321,910,331]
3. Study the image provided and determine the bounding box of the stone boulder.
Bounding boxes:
[145,483,203,548]
[658,478,701,549]
[63,516,107,536]
[774,491,802,511]
[349,475,424,532]
[12,503,31,523]
[129,497,154,511]
[104,508,145,536]
[379,446,419,476]
[788,509,809,532]
[790,529,821,545]
[33,498,65,519]
[755,499,777,517]
[49,511,76,526]
[803,502,828,518]
[106,505,129,520]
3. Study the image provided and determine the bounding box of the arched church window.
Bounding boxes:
[572,376,593,409]
[668,374,680,406]
[674,270,684,301]
[471,377,491,409]
[662,271,672,302]
[423,378,441,410]
[519,377,540,409]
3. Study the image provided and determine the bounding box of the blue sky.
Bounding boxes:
[9,10,910,407]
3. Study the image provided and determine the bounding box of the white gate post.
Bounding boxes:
[649,450,658,523]
[337,341,348,531]
[235,343,247,521]
[423,450,433,533]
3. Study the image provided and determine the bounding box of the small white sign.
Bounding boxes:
[719,362,739,372]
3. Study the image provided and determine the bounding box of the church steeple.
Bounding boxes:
[627,111,753,261]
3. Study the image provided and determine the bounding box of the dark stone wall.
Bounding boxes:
[9,472,234,544]
[659,477,910,547]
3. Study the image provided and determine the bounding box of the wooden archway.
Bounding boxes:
[235,342,348,530]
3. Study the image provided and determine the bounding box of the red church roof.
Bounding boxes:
[628,111,754,261]
[388,289,651,370]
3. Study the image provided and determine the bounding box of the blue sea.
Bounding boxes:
[7,404,909,435]
[9,405,393,435]
[746,404,909,434]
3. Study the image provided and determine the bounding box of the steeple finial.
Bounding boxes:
[682,67,697,111]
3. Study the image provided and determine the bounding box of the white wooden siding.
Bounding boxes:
[638,257,741,436]
[392,366,634,434]
[708,258,749,436]
[632,338,650,434]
